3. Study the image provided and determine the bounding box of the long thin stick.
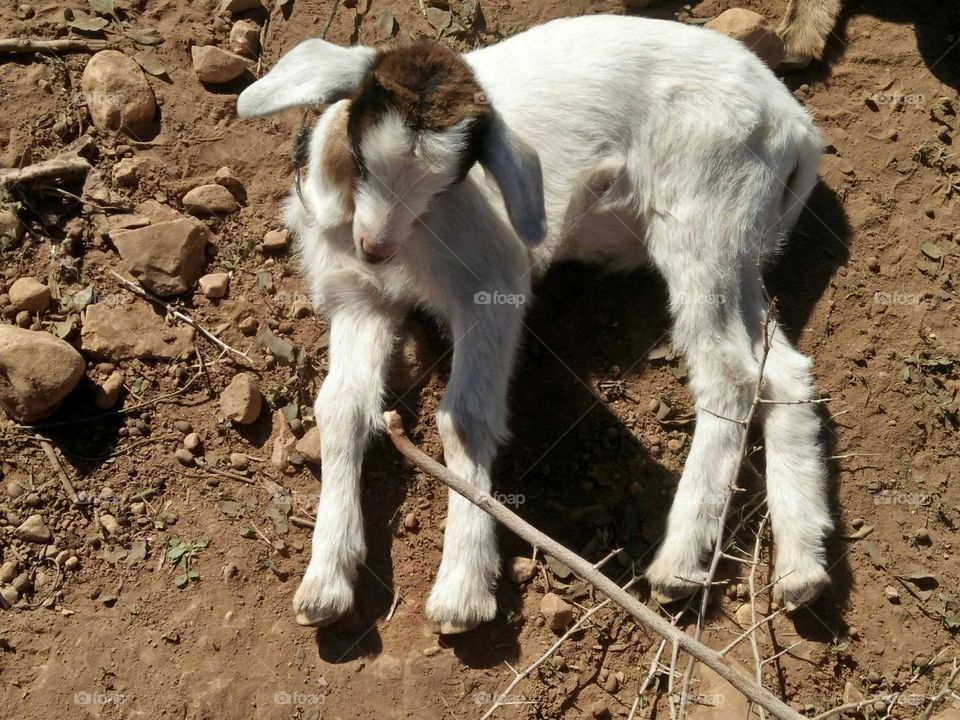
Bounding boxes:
[38,439,79,505]
[0,38,109,55]
[382,410,806,720]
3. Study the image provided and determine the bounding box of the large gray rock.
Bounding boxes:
[81,50,157,135]
[0,326,85,423]
[81,303,195,361]
[112,218,210,297]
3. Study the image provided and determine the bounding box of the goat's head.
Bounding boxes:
[238,38,546,264]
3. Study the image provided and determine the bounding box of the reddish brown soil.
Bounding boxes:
[1,1,959,719]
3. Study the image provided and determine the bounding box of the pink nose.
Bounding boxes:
[360,235,395,263]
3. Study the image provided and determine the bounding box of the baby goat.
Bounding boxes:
[238,14,832,632]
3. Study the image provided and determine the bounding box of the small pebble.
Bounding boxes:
[175,448,195,466]
[184,432,202,453]
[229,452,249,471]
[884,585,900,603]
[915,528,931,546]
[403,512,419,531]
[173,420,193,434]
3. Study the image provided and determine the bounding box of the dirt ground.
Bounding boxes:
[1,0,959,718]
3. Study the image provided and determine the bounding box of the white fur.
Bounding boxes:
[239,14,833,629]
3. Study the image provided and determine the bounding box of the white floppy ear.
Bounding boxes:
[479,112,547,246]
[237,40,377,118]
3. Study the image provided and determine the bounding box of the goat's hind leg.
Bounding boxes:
[759,317,832,610]
[644,238,762,604]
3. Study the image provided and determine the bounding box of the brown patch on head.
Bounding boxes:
[320,104,357,209]
[346,40,492,178]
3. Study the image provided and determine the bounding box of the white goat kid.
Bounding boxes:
[238,14,833,632]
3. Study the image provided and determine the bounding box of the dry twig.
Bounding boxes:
[0,38,109,55]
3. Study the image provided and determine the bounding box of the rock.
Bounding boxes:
[539,592,574,631]
[199,272,229,299]
[589,700,610,719]
[174,448,195,466]
[916,528,932,546]
[94,370,124,409]
[173,420,193,434]
[81,50,157,135]
[295,426,321,464]
[191,46,247,84]
[220,0,263,12]
[15,514,51,543]
[603,672,619,693]
[230,19,261,55]
[112,156,148,187]
[8,277,51,313]
[229,452,249,470]
[0,585,19,606]
[184,432,202,453]
[220,372,262,424]
[0,326,85,422]
[113,218,210,297]
[81,303,195,360]
[99,513,120,536]
[0,561,18,584]
[705,9,785,68]
[262,229,289,251]
[238,316,259,335]
[270,412,296,470]
[214,166,245,199]
[137,199,182,223]
[403,512,419,530]
[182,184,239,216]
[290,300,313,319]
[506,556,536,584]
[64,556,80,571]
[0,209,25,244]
[884,585,901,603]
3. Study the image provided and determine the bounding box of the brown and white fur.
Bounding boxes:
[238,15,833,633]
[778,0,843,65]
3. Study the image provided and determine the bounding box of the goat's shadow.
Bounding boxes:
[799,0,960,93]
[476,180,851,665]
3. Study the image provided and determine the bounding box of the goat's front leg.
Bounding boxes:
[293,300,401,627]
[426,305,524,634]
